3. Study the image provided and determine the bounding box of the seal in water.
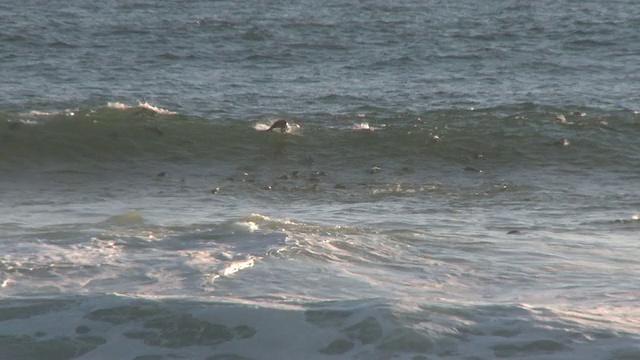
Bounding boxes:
[265,119,288,132]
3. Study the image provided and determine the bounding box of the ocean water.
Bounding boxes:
[1,1,640,359]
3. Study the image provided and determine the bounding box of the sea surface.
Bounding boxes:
[1,1,640,359]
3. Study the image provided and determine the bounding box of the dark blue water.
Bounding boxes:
[1,1,639,359]
[2,0,639,116]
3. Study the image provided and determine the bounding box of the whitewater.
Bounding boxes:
[1,0,639,359]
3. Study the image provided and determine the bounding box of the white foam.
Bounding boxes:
[107,101,132,110]
[20,109,77,117]
[234,221,259,233]
[9,119,39,125]
[137,101,177,115]
[219,258,255,277]
[107,101,177,115]
[0,239,125,295]
[27,110,59,116]
[19,109,71,117]
[352,122,373,130]
[247,213,302,226]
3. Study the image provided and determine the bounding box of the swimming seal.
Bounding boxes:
[265,119,288,132]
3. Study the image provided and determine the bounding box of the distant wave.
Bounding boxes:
[1,102,638,175]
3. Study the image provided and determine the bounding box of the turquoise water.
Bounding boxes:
[1,1,639,359]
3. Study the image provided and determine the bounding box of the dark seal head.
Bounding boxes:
[265,119,288,132]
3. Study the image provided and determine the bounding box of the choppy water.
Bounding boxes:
[1,1,639,359]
